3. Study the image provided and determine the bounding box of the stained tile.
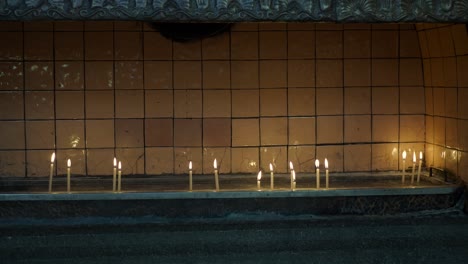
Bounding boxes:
[85,61,114,90]
[231,147,259,173]
[0,92,23,119]
[115,119,144,148]
[145,90,173,118]
[56,120,85,149]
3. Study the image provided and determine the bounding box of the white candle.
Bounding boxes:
[214,159,219,191]
[66,159,71,193]
[402,151,407,184]
[117,161,122,192]
[112,157,117,192]
[411,152,416,185]
[325,158,329,189]
[257,171,262,191]
[189,161,193,192]
[315,159,320,189]
[269,163,274,190]
[417,151,423,184]
[48,152,55,193]
[289,161,295,191]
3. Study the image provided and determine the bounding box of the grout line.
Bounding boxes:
[21,22,28,178]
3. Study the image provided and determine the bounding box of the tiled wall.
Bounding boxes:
[0,21,426,177]
[417,23,468,182]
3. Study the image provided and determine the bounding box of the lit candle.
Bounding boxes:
[189,161,193,192]
[117,161,122,192]
[48,152,55,193]
[269,163,274,190]
[66,159,71,193]
[402,151,407,184]
[315,159,320,189]
[325,158,329,189]
[112,157,117,192]
[214,159,219,191]
[417,151,423,184]
[289,161,295,191]
[257,171,262,191]
[411,152,416,185]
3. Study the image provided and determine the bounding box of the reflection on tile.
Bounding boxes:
[316,145,343,172]
[86,120,114,148]
[0,62,23,90]
[86,149,115,176]
[372,143,399,171]
[115,148,145,175]
[231,147,259,173]
[344,144,371,172]
[25,62,54,90]
[260,146,287,173]
[55,62,84,90]
[288,146,315,172]
[56,149,86,176]
[56,120,85,149]
[202,147,231,174]
[174,147,202,174]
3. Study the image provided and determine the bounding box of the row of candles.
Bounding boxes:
[47,150,424,193]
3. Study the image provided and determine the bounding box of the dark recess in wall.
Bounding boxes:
[148,23,232,42]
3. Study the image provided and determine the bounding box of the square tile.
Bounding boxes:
[145,119,173,147]
[0,62,23,90]
[316,60,343,87]
[202,147,231,174]
[259,60,287,88]
[259,31,287,59]
[174,61,202,89]
[400,87,425,114]
[400,30,421,57]
[426,28,441,58]
[344,115,371,143]
[372,87,398,114]
[84,32,113,60]
[232,90,259,117]
[203,118,231,147]
[55,62,84,90]
[174,90,202,118]
[85,61,113,90]
[443,57,457,87]
[231,147,259,173]
[446,118,458,148]
[0,92,23,119]
[174,147,203,174]
[0,151,24,177]
[260,89,287,116]
[344,144,371,172]
[114,32,142,60]
[400,115,425,142]
[288,146,316,173]
[372,30,398,58]
[145,90,173,118]
[457,55,468,87]
[259,23,287,31]
[26,150,52,177]
[114,21,142,31]
[231,31,258,60]
[56,149,86,176]
[115,61,143,90]
[203,90,231,118]
[24,32,53,60]
[418,31,430,58]
[54,21,83,31]
[316,88,343,115]
[288,60,315,87]
[115,119,144,148]
[316,31,343,58]
[433,88,445,116]
[25,91,54,119]
[260,117,288,146]
[0,22,22,31]
[173,40,201,60]
[452,24,468,55]
[458,88,468,119]
[86,149,115,176]
[232,118,259,147]
[0,32,22,60]
[115,90,144,118]
[316,145,343,172]
[399,59,423,86]
[144,61,172,89]
[372,143,399,171]
[430,58,444,87]
[203,61,230,89]
[0,121,24,149]
[344,87,371,114]
[344,30,371,58]
[426,116,434,144]
[115,148,145,175]
[143,32,172,60]
[85,91,114,118]
[56,120,85,149]
[288,31,315,59]
[231,23,258,31]
[372,115,398,142]
[458,119,468,151]
[260,147,287,173]
[316,24,343,30]
[84,21,113,31]
[202,32,230,60]
[25,62,54,90]
[174,119,202,147]
[54,32,84,60]
[86,120,114,148]
[372,59,398,86]
[316,116,343,144]
[344,59,370,87]
[288,22,316,30]
[231,61,259,89]
[146,147,174,175]
[25,121,55,149]
[288,88,315,116]
[289,117,315,145]
[24,22,53,31]
[438,27,455,57]
[55,91,84,119]
[434,117,446,146]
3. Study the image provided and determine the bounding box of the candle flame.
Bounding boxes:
[289,161,294,170]
[113,157,117,167]
[269,163,273,172]
[118,161,122,170]
[402,150,407,160]
[50,152,55,163]
[67,159,71,168]
[413,152,416,163]
[257,171,262,181]
[315,159,319,168]
[189,161,192,170]
[213,159,217,169]
[419,151,423,160]
[324,158,328,169]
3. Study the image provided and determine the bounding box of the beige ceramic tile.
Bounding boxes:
[260,118,288,146]
[316,145,343,172]
[114,32,142,60]
[344,144,371,172]
[85,91,114,118]
[344,59,370,87]
[86,149,115,176]
[0,21,22,31]
[372,30,398,58]
[457,55,468,87]
[23,22,53,31]
[231,32,258,60]
[399,59,423,86]
[115,119,144,148]
[86,120,114,148]
[259,31,287,59]
[400,87,425,114]
[438,27,455,57]
[232,118,259,147]
[115,61,143,90]
[56,120,85,149]
[458,88,468,119]
[55,62,84,90]
[372,143,399,171]
[372,87,399,114]
[458,119,468,151]
[426,28,441,57]
[84,32,113,60]
[114,21,142,31]
[426,116,434,144]
[259,60,287,88]
[173,61,202,89]
[288,117,316,145]
[433,117,446,146]
[115,148,145,175]
[144,61,173,90]
[231,23,258,31]
[288,88,315,116]
[287,22,315,30]
[451,24,468,55]
[231,61,259,89]
[400,30,421,57]
[145,118,173,147]
[146,147,174,175]
[443,57,457,87]
[0,32,22,61]
[259,23,287,31]
[24,91,54,119]
[316,116,343,144]
[344,87,371,115]
[418,31,430,59]
[422,59,432,86]
[202,32,230,60]
[343,24,371,30]
[203,61,230,89]
[26,150,52,177]
[25,121,55,149]
[260,89,287,117]
[84,21,113,31]
[0,151,24,176]
[316,88,343,115]
[55,91,84,119]
[174,90,202,118]
[316,23,343,30]
[203,90,231,118]
[446,118,458,148]
[231,147,259,173]
[115,90,144,118]
[145,90,173,118]
[0,92,23,119]
[54,32,84,60]
[85,61,113,90]
[288,146,316,173]
[260,147,287,173]
[0,62,23,90]
[288,60,315,87]
[174,147,203,174]
[425,87,433,115]
[400,115,425,142]
[433,88,445,116]
[174,119,202,147]
[203,118,231,147]
[202,147,231,174]
[173,40,201,60]
[232,90,259,117]
[288,31,315,59]
[144,32,172,60]
[371,59,398,86]
[430,58,444,87]
[372,115,398,142]
[316,31,343,59]
[25,62,54,90]
[344,115,371,143]
[24,32,53,60]
[55,21,84,31]
[56,149,86,176]
[316,60,343,87]
[0,121,24,149]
